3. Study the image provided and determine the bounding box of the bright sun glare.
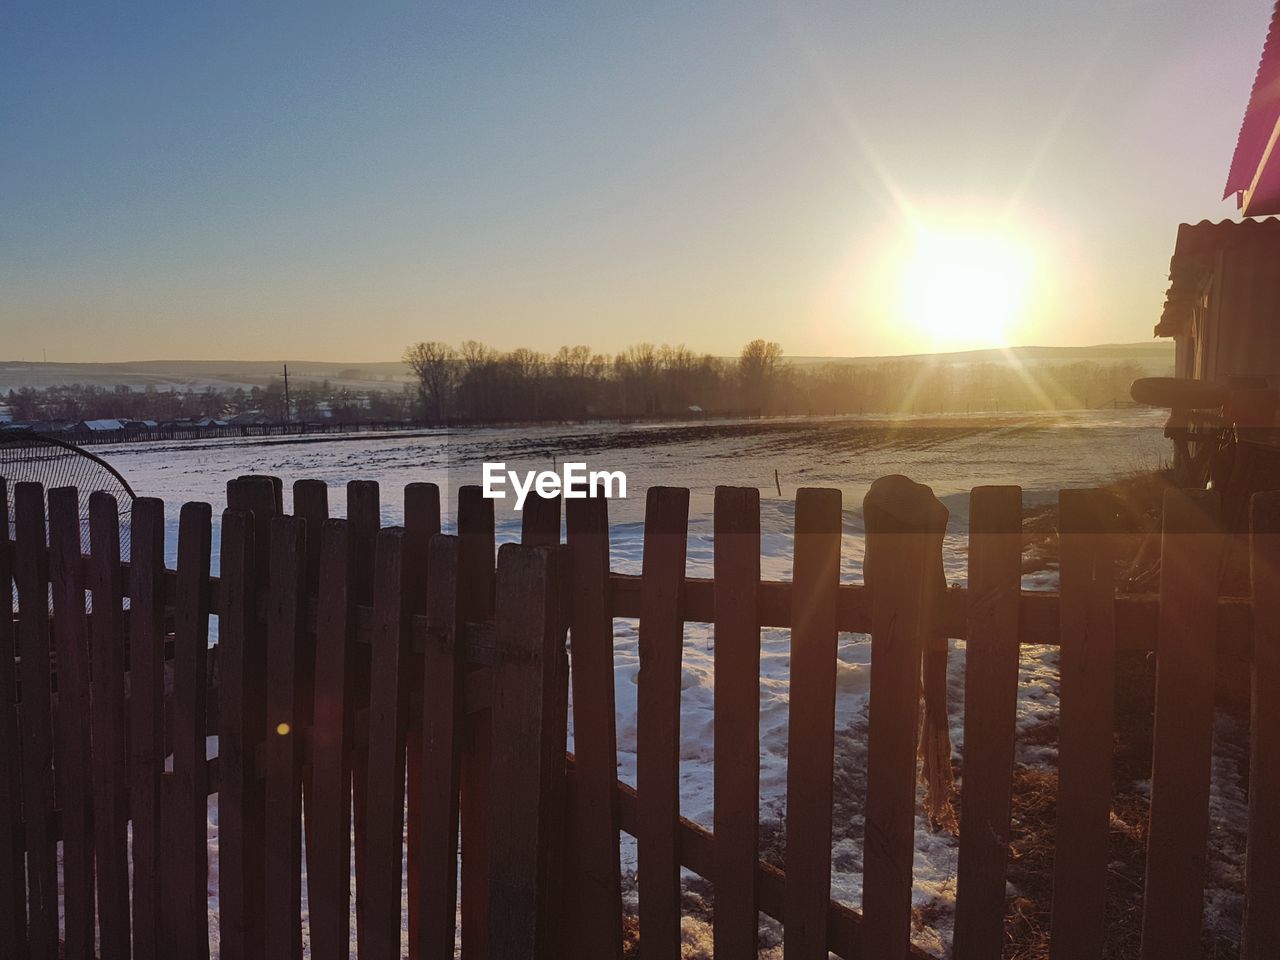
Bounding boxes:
[899,226,1035,350]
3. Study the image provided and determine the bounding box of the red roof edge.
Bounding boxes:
[1224,2,1280,203]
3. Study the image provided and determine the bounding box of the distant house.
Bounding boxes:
[228,412,270,426]
[123,419,159,430]
[1224,2,1280,216]
[79,418,125,432]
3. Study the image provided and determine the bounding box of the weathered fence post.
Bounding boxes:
[364,526,411,960]
[862,475,945,960]
[48,487,95,960]
[347,479,380,947]
[404,482,440,958]
[488,543,569,960]
[562,490,624,960]
[222,475,278,960]
[14,483,58,960]
[0,479,23,959]
[637,486,690,960]
[782,486,842,960]
[293,478,329,926]
[131,496,168,960]
[1051,487,1117,960]
[1244,491,1280,959]
[265,515,306,960]
[308,519,357,960]
[417,533,465,960]
[167,501,213,960]
[87,491,131,959]
[458,484,495,960]
[712,485,761,960]
[1140,488,1224,960]
[954,485,1022,960]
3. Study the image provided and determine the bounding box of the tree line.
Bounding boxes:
[403,338,1150,420]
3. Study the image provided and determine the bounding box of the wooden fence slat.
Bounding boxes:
[14,483,58,960]
[166,502,212,959]
[1244,491,1280,959]
[458,485,495,960]
[1139,489,1223,960]
[417,534,464,960]
[404,482,440,958]
[1050,488,1118,960]
[562,492,624,959]
[783,487,842,960]
[521,492,562,548]
[954,485,1022,960]
[488,543,568,960]
[293,478,329,927]
[219,482,273,960]
[48,487,96,959]
[0,480,24,959]
[347,479,380,946]
[129,497,167,960]
[265,516,306,960]
[711,486,761,960]
[309,520,356,960]
[363,527,410,960]
[636,486,690,960]
[87,492,132,959]
[862,477,945,959]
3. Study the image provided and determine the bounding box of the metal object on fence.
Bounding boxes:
[1,431,135,555]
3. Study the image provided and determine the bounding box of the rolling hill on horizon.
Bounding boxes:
[0,341,1173,393]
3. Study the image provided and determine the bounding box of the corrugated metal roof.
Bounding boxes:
[1224,2,1280,205]
[1155,218,1280,337]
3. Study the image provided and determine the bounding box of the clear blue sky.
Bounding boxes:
[0,1,1271,361]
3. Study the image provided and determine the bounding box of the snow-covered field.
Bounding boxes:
[92,408,1250,957]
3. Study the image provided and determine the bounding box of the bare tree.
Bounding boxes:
[403,341,456,420]
[738,339,783,411]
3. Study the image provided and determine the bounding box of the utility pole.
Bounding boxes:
[283,363,291,422]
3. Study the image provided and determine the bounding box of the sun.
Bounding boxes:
[898,225,1035,350]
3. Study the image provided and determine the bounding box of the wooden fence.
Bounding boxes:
[0,474,1278,959]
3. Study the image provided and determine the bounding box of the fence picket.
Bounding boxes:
[347,479,380,946]
[14,483,58,960]
[1050,488,1117,960]
[712,486,761,960]
[167,502,213,959]
[404,482,440,958]
[458,485,495,960]
[1244,491,1280,959]
[1140,489,1224,960]
[265,516,306,960]
[87,491,131,959]
[862,477,943,959]
[309,520,356,960]
[0,480,23,959]
[48,487,96,959]
[417,534,465,960]
[364,527,410,960]
[782,487,843,959]
[488,543,568,960]
[563,492,624,959]
[637,486,690,960]
[129,497,168,960]
[954,485,1022,960]
[220,477,276,960]
[293,478,329,922]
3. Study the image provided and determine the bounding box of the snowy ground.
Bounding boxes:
[85,408,1250,957]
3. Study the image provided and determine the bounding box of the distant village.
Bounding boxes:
[0,339,1160,442]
